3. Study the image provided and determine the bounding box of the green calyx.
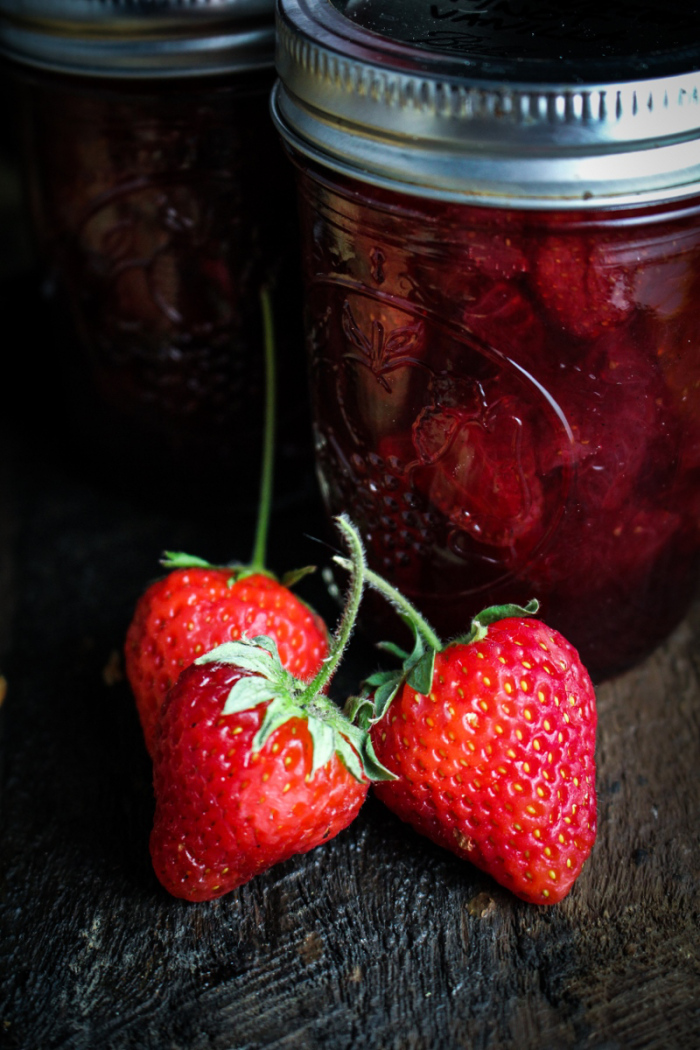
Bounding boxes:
[333,554,538,722]
[159,551,315,590]
[194,515,392,784]
[159,551,261,585]
[453,600,540,646]
[195,635,383,782]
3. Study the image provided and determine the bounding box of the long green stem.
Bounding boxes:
[301,516,366,701]
[333,555,443,653]
[249,285,276,572]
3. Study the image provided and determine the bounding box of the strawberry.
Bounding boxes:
[150,647,369,901]
[125,286,328,755]
[461,279,548,373]
[149,517,391,901]
[410,373,544,549]
[532,233,635,341]
[456,228,528,283]
[125,563,329,756]
[337,558,597,906]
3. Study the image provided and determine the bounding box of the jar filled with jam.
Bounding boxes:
[272,0,700,680]
[0,0,307,503]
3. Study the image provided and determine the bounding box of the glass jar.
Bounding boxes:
[0,1,308,503]
[272,0,700,681]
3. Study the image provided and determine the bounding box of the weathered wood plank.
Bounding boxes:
[1,439,699,1050]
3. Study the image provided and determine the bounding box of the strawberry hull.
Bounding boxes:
[297,164,700,680]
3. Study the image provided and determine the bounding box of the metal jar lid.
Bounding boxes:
[0,0,276,77]
[272,0,700,207]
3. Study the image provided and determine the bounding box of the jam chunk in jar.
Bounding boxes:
[273,0,700,679]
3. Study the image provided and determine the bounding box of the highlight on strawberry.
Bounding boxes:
[149,516,393,902]
[124,286,328,756]
[335,541,597,906]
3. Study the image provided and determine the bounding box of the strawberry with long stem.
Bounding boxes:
[149,515,391,902]
[335,546,597,906]
[125,287,328,756]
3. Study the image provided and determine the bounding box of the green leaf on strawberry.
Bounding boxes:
[187,516,393,785]
[193,633,384,781]
[336,548,540,720]
[160,551,216,570]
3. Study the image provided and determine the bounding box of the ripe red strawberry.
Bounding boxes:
[150,517,391,901]
[150,645,371,901]
[339,559,597,906]
[125,563,329,756]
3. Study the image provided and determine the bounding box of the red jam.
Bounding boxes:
[295,161,700,680]
[16,69,306,496]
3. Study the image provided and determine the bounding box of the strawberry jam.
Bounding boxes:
[294,163,700,679]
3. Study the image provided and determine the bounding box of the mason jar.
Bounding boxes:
[272,0,700,680]
[0,0,308,502]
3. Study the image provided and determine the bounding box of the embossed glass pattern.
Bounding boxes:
[295,160,700,680]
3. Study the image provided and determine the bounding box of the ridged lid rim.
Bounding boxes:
[0,0,276,76]
[272,0,700,208]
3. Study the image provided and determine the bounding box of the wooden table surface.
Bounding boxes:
[1,269,699,1050]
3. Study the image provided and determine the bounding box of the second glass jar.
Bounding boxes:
[1,1,310,505]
